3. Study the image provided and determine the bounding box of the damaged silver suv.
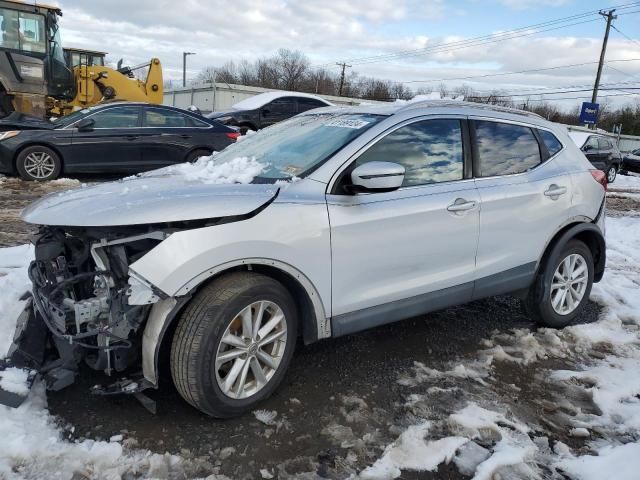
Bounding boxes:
[2,101,607,417]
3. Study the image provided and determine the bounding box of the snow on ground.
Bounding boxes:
[358,214,640,479]
[610,172,640,193]
[0,247,214,480]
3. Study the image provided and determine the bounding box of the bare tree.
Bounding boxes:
[275,49,309,90]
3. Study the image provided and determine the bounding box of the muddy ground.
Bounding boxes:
[0,174,636,479]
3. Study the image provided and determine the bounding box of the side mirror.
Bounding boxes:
[583,144,594,152]
[77,117,95,132]
[350,161,405,192]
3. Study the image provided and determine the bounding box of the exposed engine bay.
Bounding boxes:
[13,226,168,398]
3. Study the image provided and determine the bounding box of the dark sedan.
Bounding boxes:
[207,92,333,134]
[0,102,239,181]
[622,148,640,174]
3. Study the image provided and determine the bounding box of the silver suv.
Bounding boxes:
[3,101,607,417]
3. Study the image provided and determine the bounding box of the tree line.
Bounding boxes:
[176,48,640,136]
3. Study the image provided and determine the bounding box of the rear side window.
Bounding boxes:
[539,130,563,157]
[474,121,541,177]
[297,98,328,112]
[355,119,464,187]
[597,138,612,150]
[144,109,207,127]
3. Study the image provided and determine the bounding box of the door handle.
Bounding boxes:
[447,198,477,212]
[544,185,567,198]
[180,134,192,139]
[126,135,138,141]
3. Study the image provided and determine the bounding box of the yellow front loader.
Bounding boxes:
[50,58,163,116]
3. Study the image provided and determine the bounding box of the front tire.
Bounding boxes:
[524,239,594,328]
[185,149,211,163]
[606,165,617,183]
[170,272,298,417]
[16,145,62,181]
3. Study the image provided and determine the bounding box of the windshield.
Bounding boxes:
[211,113,385,181]
[0,8,46,53]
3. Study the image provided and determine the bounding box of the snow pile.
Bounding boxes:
[360,422,467,479]
[142,155,266,185]
[0,245,200,479]
[361,214,640,479]
[0,368,31,395]
[609,173,640,192]
[394,92,464,104]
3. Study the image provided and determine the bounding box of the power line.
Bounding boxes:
[314,1,640,68]
[400,57,640,84]
[611,24,640,48]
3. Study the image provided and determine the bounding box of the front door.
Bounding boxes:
[69,105,142,172]
[327,117,480,336]
[260,97,296,127]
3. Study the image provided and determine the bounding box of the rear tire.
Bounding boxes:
[524,239,594,328]
[185,149,211,163]
[16,145,62,181]
[170,272,298,417]
[606,165,617,183]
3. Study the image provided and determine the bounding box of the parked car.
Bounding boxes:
[568,131,623,183]
[1,101,607,417]
[207,91,333,133]
[622,148,640,174]
[0,102,239,181]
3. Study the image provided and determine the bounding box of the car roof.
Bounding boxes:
[302,99,554,127]
[231,91,334,110]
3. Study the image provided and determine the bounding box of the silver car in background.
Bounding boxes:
[2,101,607,417]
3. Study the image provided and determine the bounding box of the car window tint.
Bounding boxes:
[144,109,192,127]
[354,119,464,187]
[185,115,209,127]
[583,136,599,150]
[267,98,296,114]
[539,130,563,157]
[90,107,139,129]
[298,98,328,112]
[597,138,611,150]
[474,121,541,177]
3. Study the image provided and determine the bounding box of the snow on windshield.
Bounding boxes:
[231,91,332,110]
[139,154,266,184]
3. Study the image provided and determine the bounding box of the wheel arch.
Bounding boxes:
[537,220,606,284]
[14,142,65,174]
[142,259,329,386]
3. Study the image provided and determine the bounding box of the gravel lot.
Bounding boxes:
[0,174,637,479]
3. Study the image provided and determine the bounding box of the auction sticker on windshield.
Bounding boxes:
[324,118,371,129]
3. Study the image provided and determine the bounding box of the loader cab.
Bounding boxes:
[64,48,106,69]
[0,1,73,116]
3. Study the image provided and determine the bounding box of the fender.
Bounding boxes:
[141,258,330,386]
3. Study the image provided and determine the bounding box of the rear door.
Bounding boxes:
[139,107,206,168]
[69,105,142,172]
[471,119,572,298]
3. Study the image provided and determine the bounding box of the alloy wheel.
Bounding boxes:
[23,152,55,180]
[215,300,288,399]
[607,166,616,183]
[550,253,589,315]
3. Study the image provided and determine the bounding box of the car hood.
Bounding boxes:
[0,112,55,131]
[21,175,279,227]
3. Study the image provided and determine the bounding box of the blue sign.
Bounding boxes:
[579,102,599,124]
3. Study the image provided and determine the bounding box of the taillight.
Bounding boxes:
[226,132,240,141]
[590,169,608,191]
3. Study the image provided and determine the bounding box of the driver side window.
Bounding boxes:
[353,119,464,187]
[89,107,140,129]
[265,98,296,115]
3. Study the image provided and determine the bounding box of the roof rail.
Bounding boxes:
[397,99,545,120]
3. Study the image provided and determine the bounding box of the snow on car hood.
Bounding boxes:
[21,157,277,227]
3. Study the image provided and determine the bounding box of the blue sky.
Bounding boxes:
[57,0,640,110]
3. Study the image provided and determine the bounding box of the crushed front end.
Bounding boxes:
[0,226,166,408]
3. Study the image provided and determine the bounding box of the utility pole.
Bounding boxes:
[183,51,195,87]
[336,62,352,96]
[590,9,616,129]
